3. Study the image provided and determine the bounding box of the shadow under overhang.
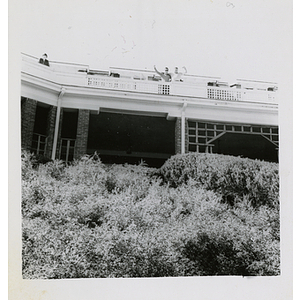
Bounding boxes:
[91,107,176,120]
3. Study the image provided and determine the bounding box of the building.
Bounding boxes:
[20,53,279,167]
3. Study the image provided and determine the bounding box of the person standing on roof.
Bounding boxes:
[154,65,172,82]
[172,66,187,82]
[39,53,50,66]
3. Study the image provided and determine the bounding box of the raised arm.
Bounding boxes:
[154,65,171,82]
[154,65,163,77]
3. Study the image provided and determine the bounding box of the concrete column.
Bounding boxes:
[51,88,65,160]
[55,109,64,159]
[21,98,37,151]
[74,109,90,159]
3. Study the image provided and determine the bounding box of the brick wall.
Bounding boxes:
[21,98,37,151]
[185,118,189,153]
[45,105,57,158]
[74,109,90,159]
[175,118,181,154]
[175,117,188,154]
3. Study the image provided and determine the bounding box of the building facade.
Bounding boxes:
[20,53,279,166]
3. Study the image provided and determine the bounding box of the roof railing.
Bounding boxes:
[21,52,278,104]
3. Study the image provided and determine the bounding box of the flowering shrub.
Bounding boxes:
[22,152,280,278]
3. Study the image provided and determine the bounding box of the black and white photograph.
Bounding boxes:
[9,0,293,299]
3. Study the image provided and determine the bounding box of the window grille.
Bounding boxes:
[158,84,170,95]
[59,138,76,162]
[187,121,279,153]
[31,133,47,156]
[207,88,241,101]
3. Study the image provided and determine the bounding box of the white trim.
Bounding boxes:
[51,88,65,160]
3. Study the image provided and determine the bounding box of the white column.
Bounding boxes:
[51,88,65,160]
[181,102,187,154]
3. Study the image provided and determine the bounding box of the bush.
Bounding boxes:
[159,153,279,208]
[175,200,280,276]
[62,153,106,185]
[21,150,35,181]
[21,151,280,278]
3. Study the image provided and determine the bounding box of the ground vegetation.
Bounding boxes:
[22,151,280,278]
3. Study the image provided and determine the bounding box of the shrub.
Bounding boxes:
[21,150,36,181]
[176,204,280,276]
[31,154,53,167]
[159,153,279,208]
[62,153,106,185]
[21,152,280,278]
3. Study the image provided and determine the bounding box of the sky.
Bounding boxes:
[11,0,292,85]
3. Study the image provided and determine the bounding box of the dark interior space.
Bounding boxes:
[33,105,50,135]
[61,110,79,139]
[213,132,278,162]
[95,155,169,168]
[87,112,175,167]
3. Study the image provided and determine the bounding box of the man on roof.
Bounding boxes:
[154,65,172,82]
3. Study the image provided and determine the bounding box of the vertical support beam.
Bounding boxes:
[51,88,65,160]
[181,102,187,154]
[55,109,64,159]
[66,140,70,162]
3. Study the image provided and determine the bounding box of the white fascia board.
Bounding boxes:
[61,92,176,116]
[21,72,62,94]
[21,70,279,113]
[185,106,278,126]
[21,83,61,106]
[60,85,279,111]
[20,72,279,126]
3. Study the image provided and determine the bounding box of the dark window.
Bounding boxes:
[188,121,196,128]
[198,137,206,144]
[252,127,261,133]
[189,144,197,152]
[61,110,79,139]
[262,127,271,134]
[33,105,50,135]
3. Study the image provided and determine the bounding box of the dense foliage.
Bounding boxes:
[22,151,280,279]
[159,153,279,208]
